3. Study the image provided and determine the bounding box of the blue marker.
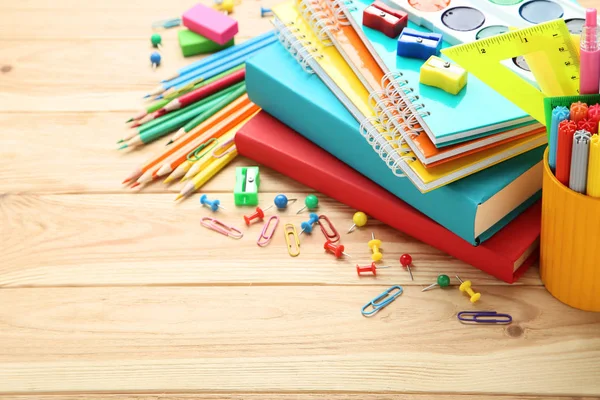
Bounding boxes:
[549,106,570,171]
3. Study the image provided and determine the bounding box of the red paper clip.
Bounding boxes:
[318,215,340,243]
[257,215,279,247]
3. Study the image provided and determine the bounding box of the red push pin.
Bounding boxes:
[243,205,273,226]
[324,240,351,258]
[400,253,414,281]
[356,262,391,276]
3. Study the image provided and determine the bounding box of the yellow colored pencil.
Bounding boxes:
[176,147,238,200]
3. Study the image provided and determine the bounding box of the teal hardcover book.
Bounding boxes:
[246,43,544,245]
[343,0,535,147]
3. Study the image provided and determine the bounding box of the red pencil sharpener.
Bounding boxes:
[362,1,408,38]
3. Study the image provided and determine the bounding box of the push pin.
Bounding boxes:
[356,262,390,276]
[243,205,273,226]
[422,274,450,292]
[274,194,297,209]
[150,51,161,69]
[399,253,413,281]
[200,194,226,211]
[151,33,163,49]
[296,194,319,214]
[368,233,382,261]
[347,211,368,233]
[260,6,273,17]
[456,275,481,303]
[324,240,351,258]
[300,213,319,235]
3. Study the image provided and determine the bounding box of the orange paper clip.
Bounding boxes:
[201,217,243,239]
[257,215,279,247]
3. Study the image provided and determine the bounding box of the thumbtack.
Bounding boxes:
[150,51,161,69]
[243,205,273,226]
[261,6,273,17]
[300,213,319,235]
[296,194,319,214]
[399,253,414,281]
[456,275,481,303]
[200,194,226,211]
[356,262,391,276]
[368,232,383,261]
[347,211,368,233]
[274,194,298,209]
[422,274,450,292]
[151,33,163,49]
[324,240,351,258]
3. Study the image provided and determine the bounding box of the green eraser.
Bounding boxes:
[178,29,235,57]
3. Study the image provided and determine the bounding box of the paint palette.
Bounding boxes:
[388,0,597,46]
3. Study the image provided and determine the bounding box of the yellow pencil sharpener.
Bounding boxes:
[419,56,467,95]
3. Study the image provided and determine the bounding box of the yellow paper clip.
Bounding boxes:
[420,56,467,95]
[284,223,300,257]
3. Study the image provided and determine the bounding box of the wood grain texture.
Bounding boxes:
[0,287,599,395]
[0,193,543,287]
[1,0,599,397]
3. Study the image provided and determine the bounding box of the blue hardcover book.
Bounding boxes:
[246,44,544,245]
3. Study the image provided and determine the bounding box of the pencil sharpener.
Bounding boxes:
[397,28,442,60]
[362,1,408,38]
[419,56,467,95]
[234,166,260,206]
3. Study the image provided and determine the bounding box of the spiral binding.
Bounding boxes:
[272,18,323,74]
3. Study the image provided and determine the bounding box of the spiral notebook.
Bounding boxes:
[338,0,537,147]
[271,1,546,193]
[294,0,545,167]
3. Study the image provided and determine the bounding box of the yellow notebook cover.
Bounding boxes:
[271,1,546,192]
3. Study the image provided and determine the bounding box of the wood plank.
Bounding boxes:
[0,193,543,287]
[2,394,597,400]
[0,112,308,193]
[0,0,275,39]
[0,286,598,395]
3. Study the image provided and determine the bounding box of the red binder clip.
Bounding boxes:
[362,1,408,38]
[324,240,351,259]
[243,205,273,226]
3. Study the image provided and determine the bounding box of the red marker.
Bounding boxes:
[570,101,589,123]
[555,120,578,185]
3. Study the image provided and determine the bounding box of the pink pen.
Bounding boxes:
[580,8,600,94]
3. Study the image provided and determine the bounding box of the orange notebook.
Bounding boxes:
[308,0,543,167]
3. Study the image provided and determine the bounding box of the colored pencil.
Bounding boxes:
[124,95,251,185]
[120,85,241,149]
[154,103,259,178]
[167,84,247,145]
[161,31,274,81]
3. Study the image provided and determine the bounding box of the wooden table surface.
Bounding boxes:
[2,0,600,398]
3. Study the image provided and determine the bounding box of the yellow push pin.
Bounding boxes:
[347,211,368,233]
[456,275,481,303]
[368,232,383,262]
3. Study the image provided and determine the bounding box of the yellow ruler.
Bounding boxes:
[441,20,580,125]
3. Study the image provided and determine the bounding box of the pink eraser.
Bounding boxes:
[182,3,239,45]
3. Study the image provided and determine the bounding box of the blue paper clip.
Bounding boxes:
[361,285,403,317]
[457,311,512,325]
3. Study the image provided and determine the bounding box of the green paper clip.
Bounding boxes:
[234,167,260,206]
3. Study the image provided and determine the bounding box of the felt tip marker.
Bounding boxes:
[580,8,600,94]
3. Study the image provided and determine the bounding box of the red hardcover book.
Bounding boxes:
[236,111,541,283]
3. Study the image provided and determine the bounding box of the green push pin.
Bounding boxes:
[296,194,319,214]
[421,274,451,292]
[151,33,163,49]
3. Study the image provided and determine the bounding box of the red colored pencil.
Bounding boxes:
[161,68,246,113]
[555,120,578,185]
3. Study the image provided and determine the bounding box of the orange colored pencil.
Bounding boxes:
[154,103,260,178]
[122,94,250,184]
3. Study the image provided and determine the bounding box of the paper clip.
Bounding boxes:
[257,215,279,247]
[212,138,236,158]
[361,285,403,317]
[284,223,300,257]
[201,217,243,239]
[318,215,340,243]
[187,138,219,162]
[457,311,512,325]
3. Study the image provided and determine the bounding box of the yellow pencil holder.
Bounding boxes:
[540,148,600,312]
